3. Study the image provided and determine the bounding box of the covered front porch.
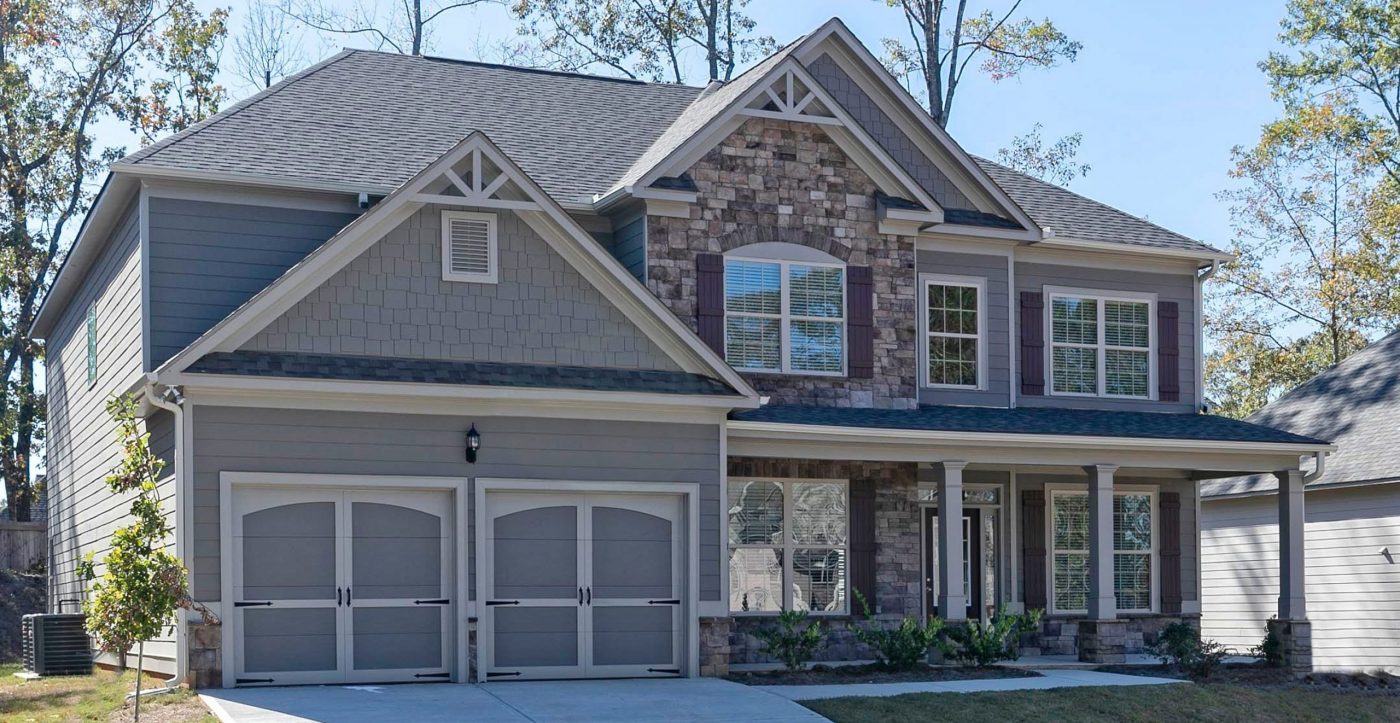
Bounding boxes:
[718,405,1330,671]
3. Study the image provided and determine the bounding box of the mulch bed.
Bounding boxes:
[728,663,1041,686]
[1099,662,1400,695]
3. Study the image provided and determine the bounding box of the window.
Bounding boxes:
[85,303,98,386]
[1048,489,1155,613]
[724,258,844,375]
[441,210,498,283]
[923,277,985,388]
[728,479,848,614]
[1049,291,1153,398]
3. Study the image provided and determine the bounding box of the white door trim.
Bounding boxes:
[474,478,701,682]
[219,472,470,688]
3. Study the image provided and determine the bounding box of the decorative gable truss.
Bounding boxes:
[743,68,840,126]
[412,146,538,212]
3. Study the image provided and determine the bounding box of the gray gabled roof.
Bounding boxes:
[731,404,1327,446]
[1202,330,1400,497]
[188,351,741,396]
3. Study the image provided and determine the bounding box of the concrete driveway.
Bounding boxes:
[201,678,829,723]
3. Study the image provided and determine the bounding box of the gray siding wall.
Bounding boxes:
[1201,484,1400,673]
[612,216,646,283]
[916,250,1010,406]
[190,406,722,603]
[45,200,177,671]
[243,205,679,370]
[147,197,358,367]
[1015,262,1197,413]
[807,53,974,211]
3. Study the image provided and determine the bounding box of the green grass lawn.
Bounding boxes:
[803,683,1400,723]
[0,663,214,722]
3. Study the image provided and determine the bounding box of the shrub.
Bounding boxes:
[945,607,1044,667]
[1251,617,1284,667]
[1148,621,1228,680]
[754,609,825,671]
[847,589,952,670]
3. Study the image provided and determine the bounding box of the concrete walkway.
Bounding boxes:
[760,668,1187,701]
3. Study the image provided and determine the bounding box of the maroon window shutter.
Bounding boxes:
[1160,492,1182,614]
[1019,292,1045,396]
[696,253,725,356]
[848,480,877,609]
[1158,301,1180,402]
[1022,490,1047,610]
[847,266,874,379]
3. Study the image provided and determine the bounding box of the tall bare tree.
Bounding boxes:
[285,0,492,56]
[234,0,306,89]
[878,0,1080,128]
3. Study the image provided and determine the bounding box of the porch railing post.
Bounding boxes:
[1085,464,1118,621]
[1276,468,1306,620]
[937,461,968,621]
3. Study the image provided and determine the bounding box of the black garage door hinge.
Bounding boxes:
[647,668,681,675]
[236,678,275,684]
[486,671,522,678]
[414,672,451,679]
[233,601,273,607]
[413,599,450,605]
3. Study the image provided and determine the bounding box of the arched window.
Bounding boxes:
[723,243,846,375]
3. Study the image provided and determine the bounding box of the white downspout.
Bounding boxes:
[1303,451,1327,484]
[144,380,187,689]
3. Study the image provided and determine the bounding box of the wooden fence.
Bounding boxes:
[0,521,45,571]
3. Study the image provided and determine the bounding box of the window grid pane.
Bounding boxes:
[725,317,781,372]
[1052,494,1088,551]
[792,549,846,613]
[724,260,781,314]
[1051,297,1097,344]
[729,548,782,612]
[929,336,978,386]
[1053,553,1089,611]
[1114,554,1151,610]
[1052,347,1097,394]
[1113,494,1152,551]
[788,265,844,319]
[790,320,843,373]
[1105,349,1149,397]
[728,480,783,545]
[1104,301,1149,348]
[791,482,848,546]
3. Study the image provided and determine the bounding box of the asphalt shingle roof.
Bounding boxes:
[188,351,740,396]
[1202,330,1400,497]
[731,404,1327,446]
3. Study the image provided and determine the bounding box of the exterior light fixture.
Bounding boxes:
[466,424,481,463]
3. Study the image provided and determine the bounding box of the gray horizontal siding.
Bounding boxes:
[190,406,721,604]
[916,250,1010,407]
[241,205,679,370]
[1201,484,1400,672]
[147,197,358,367]
[1015,262,1197,413]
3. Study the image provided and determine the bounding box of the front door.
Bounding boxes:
[481,491,685,680]
[231,487,454,686]
[923,506,981,621]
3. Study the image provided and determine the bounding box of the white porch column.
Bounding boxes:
[1085,464,1118,620]
[1277,468,1307,620]
[937,461,967,621]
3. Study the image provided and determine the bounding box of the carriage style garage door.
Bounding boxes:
[230,487,454,686]
[480,491,685,680]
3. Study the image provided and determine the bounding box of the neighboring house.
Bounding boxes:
[1202,332,1400,674]
[34,17,1331,688]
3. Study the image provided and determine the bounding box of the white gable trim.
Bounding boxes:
[634,56,945,222]
[794,19,1041,233]
[154,132,759,400]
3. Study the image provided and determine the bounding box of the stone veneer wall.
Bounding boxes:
[1025,614,1201,657]
[187,621,220,688]
[724,457,920,665]
[646,117,920,409]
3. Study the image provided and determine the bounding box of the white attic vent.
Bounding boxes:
[442,210,498,283]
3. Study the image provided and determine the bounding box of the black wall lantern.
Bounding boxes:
[465,424,481,463]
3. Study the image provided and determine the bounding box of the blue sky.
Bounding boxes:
[168,0,1291,250]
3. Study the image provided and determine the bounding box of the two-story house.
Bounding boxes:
[36,18,1331,688]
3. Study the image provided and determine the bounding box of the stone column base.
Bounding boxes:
[1077,620,1128,664]
[1268,618,1312,673]
[699,617,734,677]
[187,621,222,688]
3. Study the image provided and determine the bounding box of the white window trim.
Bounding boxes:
[728,477,850,617]
[440,210,499,284]
[920,274,988,391]
[1043,286,1157,400]
[1044,484,1159,616]
[724,256,847,377]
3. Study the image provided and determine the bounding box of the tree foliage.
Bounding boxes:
[877,0,1080,128]
[995,122,1090,186]
[284,0,491,56]
[0,0,227,522]
[1207,100,1400,418]
[508,0,773,83]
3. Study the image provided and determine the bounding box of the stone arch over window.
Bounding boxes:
[718,228,856,263]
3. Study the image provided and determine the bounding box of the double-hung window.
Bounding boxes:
[727,479,848,614]
[1049,290,1153,398]
[1048,488,1155,614]
[923,276,985,388]
[724,258,845,375]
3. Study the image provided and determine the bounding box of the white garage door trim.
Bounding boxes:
[219,473,470,688]
[474,478,701,682]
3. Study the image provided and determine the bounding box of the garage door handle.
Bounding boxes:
[414,599,450,605]
[485,600,520,606]
[648,599,680,605]
[337,588,342,606]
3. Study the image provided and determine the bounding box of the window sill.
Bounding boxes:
[730,611,851,618]
[735,369,848,379]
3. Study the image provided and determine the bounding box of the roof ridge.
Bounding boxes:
[973,154,1212,250]
[412,51,697,88]
[123,50,359,167]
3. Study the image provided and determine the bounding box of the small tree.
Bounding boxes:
[78,395,199,720]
